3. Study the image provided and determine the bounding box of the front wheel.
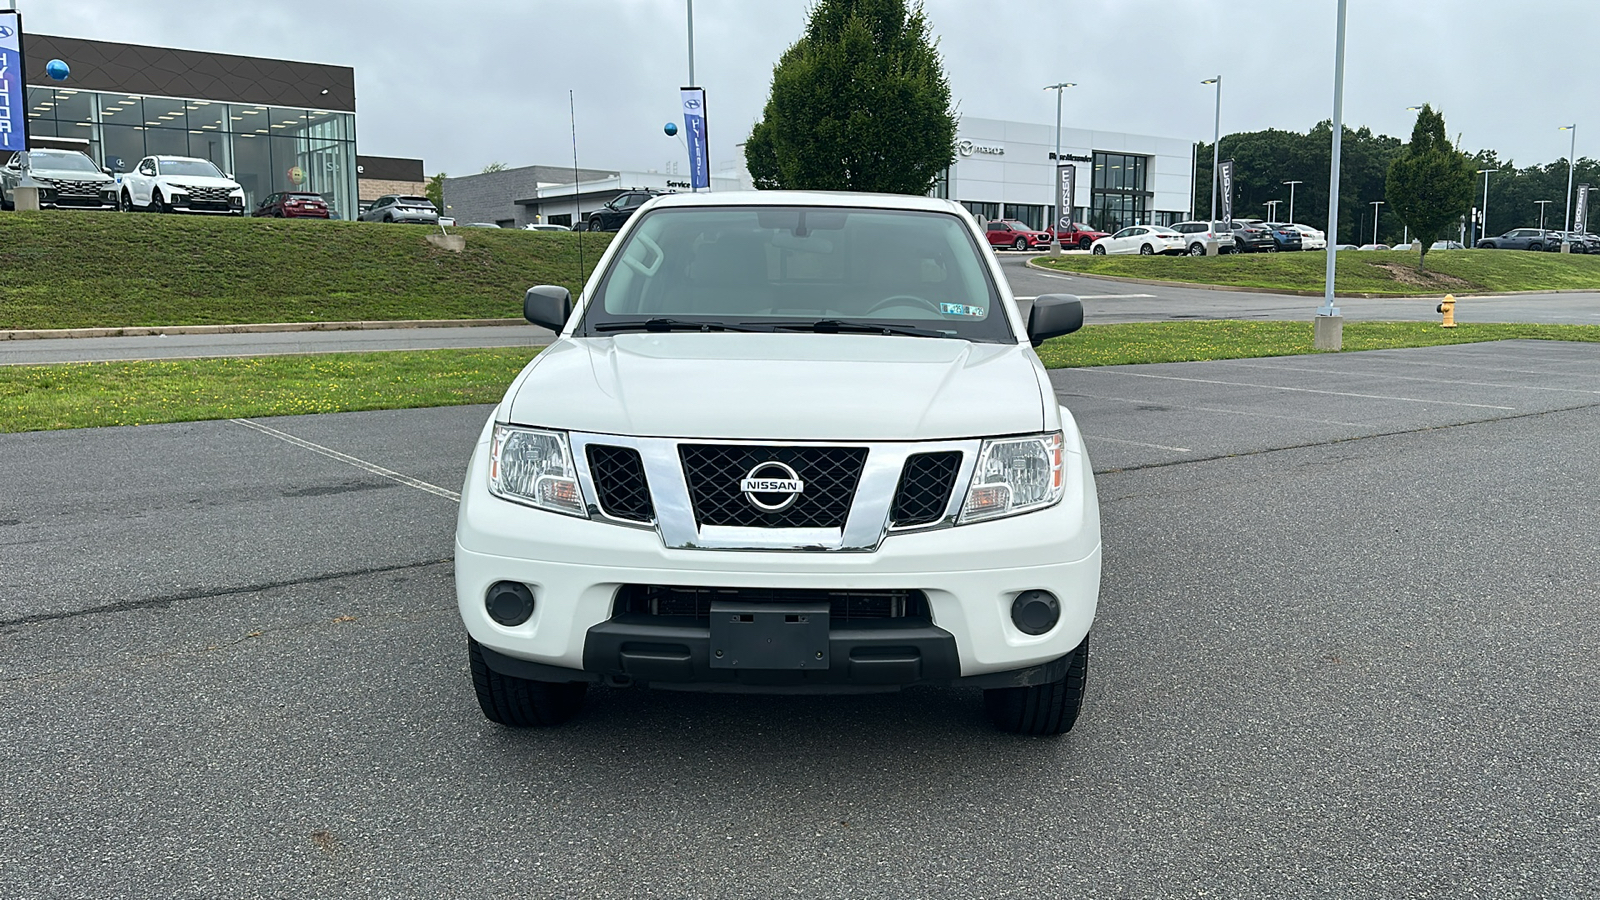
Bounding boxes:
[468,637,588,727]
[1091,244,1106,255]
[119,190,134,212]
[1013,238,1028,251]
[153,189,172,213]
[1079,237,1093,250]
[985,638,1089,735]
[589,217,605,233]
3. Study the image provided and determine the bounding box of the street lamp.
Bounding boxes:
[1202,76,1222,246]
[1560,124,1577,250]
[1370,199,1384,245]
[1043,82,1077,253]
[1283,180,1303,223]
[1535,199,1553,233]
[1265,199,1282,220]
[1476,168,1499,246]
[1318,0,1347,336]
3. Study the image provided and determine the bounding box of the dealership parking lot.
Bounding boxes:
[1,340,1596,897]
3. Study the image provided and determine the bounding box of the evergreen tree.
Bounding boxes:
[745,0,956,194]
[1386,105,1474,269]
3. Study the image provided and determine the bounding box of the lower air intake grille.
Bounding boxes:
[614,585,929,621]
[890,451,963,527]
[586,445,653,522]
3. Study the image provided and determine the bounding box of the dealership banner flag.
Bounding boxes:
[1056,164,1076,230]
[680,87,709,190]
[1219,159,1235,227]
[0,11,26,154]
[1577,184,1591,236]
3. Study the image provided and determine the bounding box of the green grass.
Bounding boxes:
[1034,248,1600,295]
[0,211,610,331]
[4,323,1598,433]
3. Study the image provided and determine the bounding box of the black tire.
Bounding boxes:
[153,189,171,213]
[468,636,587,727]
[589,217,606,233]
[984,637,1089,735]
[1013,237,1027,251]
[1078,237,1092,250]
[119,190,134,212]
[1268,243,1279,253]
[1188,242,1206,257]
[1139,243,1154,256]
[1091,244,1106,255]
[1528,244,1541,252]
[383,213,394,223]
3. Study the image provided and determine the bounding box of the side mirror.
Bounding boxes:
[101,166,114,177]
[1026,294,1084,347]
[524,285,573,332]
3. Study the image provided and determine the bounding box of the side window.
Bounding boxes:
[139,158,156,176]
[986,222,1003,232]
[626,194,648,208]
[1112,227,1133,239]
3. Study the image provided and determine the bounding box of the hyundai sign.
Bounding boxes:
[680,86,709,190]
[0,11,26,154]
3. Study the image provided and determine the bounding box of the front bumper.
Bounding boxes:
[456,423,1102,687]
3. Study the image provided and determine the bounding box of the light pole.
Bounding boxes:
[1318,0,1347,343]
[1535,199,1553,233]
[1202,76,1222,248]
[686,0,695,85]
[1043,82,1077,253]
[1370,200,1384,245]
[1283,180,1302,223]
[1265,199,1282,220]
[1476,168,1499,246]
[1560,124,1577,250]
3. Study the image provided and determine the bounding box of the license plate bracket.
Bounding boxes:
[709,601,829,670]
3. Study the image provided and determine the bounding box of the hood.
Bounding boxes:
[506,333,1045,441]
[32,167,113,185]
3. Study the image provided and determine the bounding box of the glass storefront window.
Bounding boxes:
[52,89,94,124]
[1003,203,1044,231]
[1090,151,1152,233]
[960,200,999,223]
[141,96,187,130]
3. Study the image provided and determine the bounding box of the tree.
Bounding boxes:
[744,0,956,194]
[1386,105,1473,269]
[481,162,508,174]
[425,172,446,209]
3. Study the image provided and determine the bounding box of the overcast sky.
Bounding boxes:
[23,1,1599,177]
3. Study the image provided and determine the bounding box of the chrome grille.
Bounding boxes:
[891,451,962,527]
[587,445,653,523]
[679,444,866,529]
[54,180,103,198]
[185,185,234,205]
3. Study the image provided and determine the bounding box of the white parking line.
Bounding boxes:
[1075,293,1157,299]
[1075,370,1517,410]
[1063,391,1367,427]
[231,418,462,502]
[1214,360,1600,396]
[1084,435,1193,453]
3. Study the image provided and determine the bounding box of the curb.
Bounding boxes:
[1023,259,1600,300]
[0,318,530,342]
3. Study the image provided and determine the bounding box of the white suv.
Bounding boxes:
[456,191,1102,734]
[119,155,245,215]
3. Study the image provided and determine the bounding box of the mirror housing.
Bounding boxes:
[524,285,573,333]
[1026,294,1084,347]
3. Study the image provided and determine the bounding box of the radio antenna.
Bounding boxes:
[570,90,584,297]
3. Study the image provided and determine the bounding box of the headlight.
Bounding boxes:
[960,431,1065,523]
[488,424,587,518]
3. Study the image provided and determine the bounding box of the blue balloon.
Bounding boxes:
[663,122,678,137]
[45,59,70,81]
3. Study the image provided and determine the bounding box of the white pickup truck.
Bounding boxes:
[118,155,245,215]
[456,191,1101,734]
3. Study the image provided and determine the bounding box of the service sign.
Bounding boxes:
[680,87,709,190]
[0,11,26,154]
[1056,164,1076,230]
[1219,159,1235,227]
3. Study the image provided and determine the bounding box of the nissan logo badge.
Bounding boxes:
[740,461,804,512]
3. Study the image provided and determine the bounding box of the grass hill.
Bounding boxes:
[0,211,609,331]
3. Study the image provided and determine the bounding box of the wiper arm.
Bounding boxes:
[592,318,770,333]
[748,319,954,338]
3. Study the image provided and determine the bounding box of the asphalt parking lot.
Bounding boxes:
[2,340,1596,897]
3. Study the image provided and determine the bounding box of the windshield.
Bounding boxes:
[578,205,1013,343]
[32,151,98,173]
[160,159,224,177]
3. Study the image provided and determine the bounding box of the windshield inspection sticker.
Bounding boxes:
[939,303,985,317]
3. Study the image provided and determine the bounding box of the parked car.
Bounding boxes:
[523,223,571,232]
[1333,244,1360,251]
[1237,219,1301,252]
[1,148,119,211]
[1090,225,1187,256]
[360,194,440,224]
[253,191,330,219]
[984,218,1054,251]
[587,189,666,232]
[461,222,503,229]
[1544,231,1597,253]
[1222,219,1277,253]
[463,190,1100,735]
[1269,222,1327,251]
[1170,221,1232,255]
[1429,240,1466,251]
[1049,221,1111,250]
[118,155,245,215]
[1357,243,1391,251]
[1476,228,1555,251]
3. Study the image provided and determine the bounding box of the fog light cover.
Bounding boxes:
[485,581,535,626]
[960,431,1065,523]
[488,424,587,517]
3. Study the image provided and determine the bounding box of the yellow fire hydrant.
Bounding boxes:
[1436,294,1457,328]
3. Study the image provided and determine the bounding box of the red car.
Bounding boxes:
[1049,221,1110,250]
[984,219,1054,250]
[253,191,331,219]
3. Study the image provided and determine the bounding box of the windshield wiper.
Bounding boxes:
[592,318,771,333]
[746,320,954,338]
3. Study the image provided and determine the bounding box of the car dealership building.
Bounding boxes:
[15,32,363,217]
